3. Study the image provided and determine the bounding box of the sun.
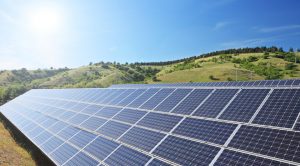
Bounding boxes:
[27,8,62,35]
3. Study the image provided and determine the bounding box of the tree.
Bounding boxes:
[289,48,294,52]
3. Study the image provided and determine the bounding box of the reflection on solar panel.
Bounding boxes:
[1,79,300,166]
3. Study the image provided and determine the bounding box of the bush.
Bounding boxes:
[285,63,297,70]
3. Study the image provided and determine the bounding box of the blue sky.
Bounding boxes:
[0,0,300,69]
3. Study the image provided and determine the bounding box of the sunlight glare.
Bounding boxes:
[27,8,62,35]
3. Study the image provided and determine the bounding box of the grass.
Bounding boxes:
[0,121,35,166]
[154,62,264,83]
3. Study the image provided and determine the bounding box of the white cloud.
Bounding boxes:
[213,21,231,30]
[255,25,300,33]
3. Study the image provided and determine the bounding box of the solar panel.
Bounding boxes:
[1,79,300,165]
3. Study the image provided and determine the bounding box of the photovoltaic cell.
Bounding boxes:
[214,150,293,166]
[253,89,300,128]
[154,89,192,112]
[68,130,97,148]
[119,127,165,151]
[228,125,300,163]
[137,112,182,132]
[219,89,269,122]
[153,136,220,166]
[80,117,107,131]
[140,88,175,110]
[193,89,238,118]
[50,143,78,165]
[64,152,99,166]
[148,159,172,166]
[113,108,146,124]
[95,107,122,118]
[117,89,146,106]
[128,88,160,108]
[96,121,131,139]
[40,136,64,153]
[105,146,151,166]
[173,118,237,145]
[84,136,119,160]
[171,89,213,115]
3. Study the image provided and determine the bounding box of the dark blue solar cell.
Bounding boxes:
[105,146,151,166]
[80,117,107,131]
[64,152,99,166]
[33,131,52,145]
[101,89,127,104]
[148,159,172,166]
[120,127,166,151]
[68,113,90,125]
[128,88,160,108]
[137,112,182,132]
[253,89,300,128]
[40,136,64,153]
[153,136,220,166]
[140,88,175,110]
[278,80,287,86]
[193,89,238,118]
[97,121,131,139]
[70,103,89,112]
[40,118,58,128]
[90,89,113,103]
[109,89,136,105]
[27,126,44,138]
[95,107,122,118]
[219,89,269,122]
[173,118,237,144]
[57,126,81,140]
[58,111,76,121]
[171,89,213,115]
[80,105,103,115]
[292,79,300,86]
[285,80,294,86]
[50,143,78,165]
[154,89,192,112]
[113,108,146,124]
[48,121,68,134]
[69,130,97,148]
[84,136,119,160]
[117,89,147,106]
[215,150,292,166]
[229,126,300,163]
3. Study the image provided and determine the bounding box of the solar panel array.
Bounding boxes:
[1,79,300,166]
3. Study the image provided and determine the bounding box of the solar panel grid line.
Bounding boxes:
[168,88,195,113]
[215,89,242,119]
[92,89,118,104]
[106,89,130,105]
[15,103,106,165]
[248,88,274,123]
[114,89,138,105]
[151,88,179,111]
[26,95,300,132]
[189,89,216,115]
[140,88,176,110]
[61,135,104,166]
[101,89,127,104]
[115,111,151,141]
[5,111,61,166]
[27,94,300,133]
[137,88,162,109]
[16,99,230,165]
[121,88,150,107]
[144,157,154,166]
[88,90,111,103]
[101,144,122,165]
[292,112,300,129]
[76,107,105,127]
[149,117,186,154]
[31,120,60,141]
[209,124,243,166]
